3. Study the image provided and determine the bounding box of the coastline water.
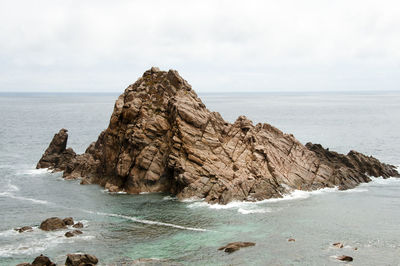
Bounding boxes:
[0,92,399,265]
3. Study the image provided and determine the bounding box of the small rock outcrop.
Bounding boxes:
[65,253,98,266]
[31,254,55,266]
[72,222,84,228]
[15,226,33,233]
[39,217,74,231]
[65,230,83,237]
[63,217,74,226]
[37,68,400,204]
[218,242,256,253]
[337,255,353,262]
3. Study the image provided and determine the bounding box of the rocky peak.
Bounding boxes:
[37,68,400,204]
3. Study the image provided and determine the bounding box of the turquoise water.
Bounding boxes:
[0,92,399,265]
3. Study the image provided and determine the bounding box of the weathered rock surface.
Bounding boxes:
[218,242,256,253]
[37,68,400,204]
[65,253,98,266]
[39,217,67,231]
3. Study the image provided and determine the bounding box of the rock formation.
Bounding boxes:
[65,253,98,266]
[37,68,400,204]
[40,217,69,231]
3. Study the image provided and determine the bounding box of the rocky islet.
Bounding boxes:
[37,67,399,204]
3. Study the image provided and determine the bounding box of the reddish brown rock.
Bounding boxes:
[36,129,76,171]
[63,217,74,226]
[39,217,67,231]
[37,68,400,204]
[333,242,344,248]
[65,253,98,266]
[288,238,295,242]
[64,231,74,238]
[218,242,256,253]
[72,222,84,228]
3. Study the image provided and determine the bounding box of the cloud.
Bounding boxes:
[0,0,399,92]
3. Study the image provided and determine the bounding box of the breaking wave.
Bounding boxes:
[186,187,338,214]
[92,211,210,232]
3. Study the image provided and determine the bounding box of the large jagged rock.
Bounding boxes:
[36,128,76,171]
[37,68,400,204]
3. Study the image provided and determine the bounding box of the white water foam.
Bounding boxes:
[368,176,400,185]
[237,208,272,214]
[162,196,177,201]
[18,168,51,176]
[0,192,50,205]
[187,187,338,213]
[0,230,94,257]
[102,189,128,195]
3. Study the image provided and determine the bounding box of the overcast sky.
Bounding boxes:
[1,0,399,93]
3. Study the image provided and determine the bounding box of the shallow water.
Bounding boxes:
[0,92,399,265]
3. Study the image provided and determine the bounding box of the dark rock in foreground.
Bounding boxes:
[218,242,256,253]
[65,253,98,266]
[37,68,400,204]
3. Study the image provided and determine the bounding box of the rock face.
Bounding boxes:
[37,68,400,204]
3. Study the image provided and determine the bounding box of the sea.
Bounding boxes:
[0,91,399,266]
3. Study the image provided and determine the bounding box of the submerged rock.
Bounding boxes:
[333,242,344,248]
[37,68,400,204]
[65,253,98,266]
[337,255,353,262]
[218,242,256,253]
[15,226,33,233]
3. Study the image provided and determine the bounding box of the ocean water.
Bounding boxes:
[0,91,399,266]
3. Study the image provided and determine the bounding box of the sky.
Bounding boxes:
[0,0,399,93]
